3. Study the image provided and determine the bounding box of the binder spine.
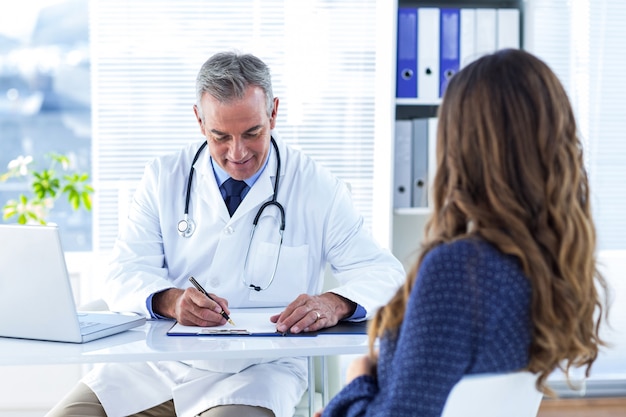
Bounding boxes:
[460,8,477,68]
[396,8,418,98]
[394,120,413,209]
[411,118,429,208]
[497,9,520,50]
[417,7,441,101]
[439,8,460,97]
[475,8,497,58]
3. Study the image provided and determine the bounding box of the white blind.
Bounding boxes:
[90,0,378,251]
[525,0,626,251]
[526,0,626,391]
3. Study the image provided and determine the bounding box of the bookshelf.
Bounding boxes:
[391,0,524,269]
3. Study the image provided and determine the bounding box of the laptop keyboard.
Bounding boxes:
[79,320,100,331]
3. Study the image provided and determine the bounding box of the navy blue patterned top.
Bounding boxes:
[322,238,532,417]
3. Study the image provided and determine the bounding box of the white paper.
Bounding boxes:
[168,309,280,335]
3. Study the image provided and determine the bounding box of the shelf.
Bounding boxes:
[396,98,442,106]
[399,0,522,7]
[395,104,439,120]
[394,207,431,215]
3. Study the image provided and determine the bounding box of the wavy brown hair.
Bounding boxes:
[370,49,608,391]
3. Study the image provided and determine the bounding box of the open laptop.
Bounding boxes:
[0,224,145,343]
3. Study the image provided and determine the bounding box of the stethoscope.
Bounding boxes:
[177,137,285,291]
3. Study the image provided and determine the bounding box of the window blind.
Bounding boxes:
[90,0,379,252]
[525,0,626,251]
[525,0,626,394]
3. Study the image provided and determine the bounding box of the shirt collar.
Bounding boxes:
[211,139,272,188]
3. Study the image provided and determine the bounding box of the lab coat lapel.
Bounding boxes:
[232,157,274,221]
[230,136,284,221]
[193,152,231,223]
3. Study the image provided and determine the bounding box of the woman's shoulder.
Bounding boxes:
[420,237,526,286]
[422,237,495,265]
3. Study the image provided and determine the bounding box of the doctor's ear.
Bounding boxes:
[193,105,205,132]
[269,97,279,129]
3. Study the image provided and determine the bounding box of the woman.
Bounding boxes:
[319,49,608,417]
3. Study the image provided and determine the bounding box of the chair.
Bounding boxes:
[441,371,543,417]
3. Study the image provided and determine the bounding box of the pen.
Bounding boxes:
[188,276,235,326]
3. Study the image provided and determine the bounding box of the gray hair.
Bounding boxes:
[195,51,274,119]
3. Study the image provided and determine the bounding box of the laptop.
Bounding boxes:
[0,224,145,343]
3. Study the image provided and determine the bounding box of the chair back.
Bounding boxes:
[441,371,543,417]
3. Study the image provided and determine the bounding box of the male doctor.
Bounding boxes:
[47,51,405,417]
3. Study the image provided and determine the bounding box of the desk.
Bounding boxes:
[0,319,369,416]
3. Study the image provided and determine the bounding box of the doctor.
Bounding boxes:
[47,51,405,417]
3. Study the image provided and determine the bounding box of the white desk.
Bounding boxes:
[0,319,369,416]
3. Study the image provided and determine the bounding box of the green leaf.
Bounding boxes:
[82,192,92,211]
[32,169,60,199]
[49,153,70,170]
[2,204,17,220]
[69,191,80,210]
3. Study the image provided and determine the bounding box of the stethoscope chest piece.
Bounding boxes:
[177,215,196,238]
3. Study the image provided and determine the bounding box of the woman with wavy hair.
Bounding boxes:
[319,48,608,417]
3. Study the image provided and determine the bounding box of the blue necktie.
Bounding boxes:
[222,178,247,216]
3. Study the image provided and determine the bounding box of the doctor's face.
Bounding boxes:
[194,86,278,181]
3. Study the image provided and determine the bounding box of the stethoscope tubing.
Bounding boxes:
[178,137,284,236]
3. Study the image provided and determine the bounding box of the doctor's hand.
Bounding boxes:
[152,287,230,326]
[270,292,357,334]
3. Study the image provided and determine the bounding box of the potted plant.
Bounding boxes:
[0,153,93,225]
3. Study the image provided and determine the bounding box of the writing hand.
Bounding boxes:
[270,292,356,334]
[188,276,235,325]
[153,287,230,326]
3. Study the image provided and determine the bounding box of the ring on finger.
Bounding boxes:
[314,311,321,321]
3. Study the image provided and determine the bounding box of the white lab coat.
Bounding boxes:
[83,133,405,417]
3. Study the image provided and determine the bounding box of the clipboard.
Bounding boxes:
[166,309,368,337]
